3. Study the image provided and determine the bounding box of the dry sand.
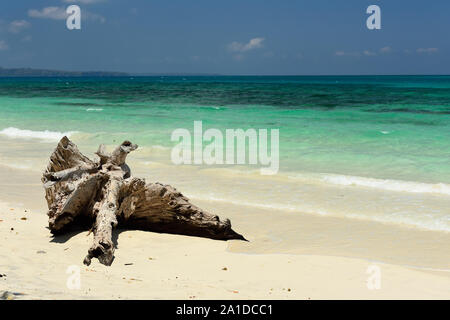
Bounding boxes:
[1,198,450,300]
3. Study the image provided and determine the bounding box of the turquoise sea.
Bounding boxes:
[0,76,449,235]
[0,75,449,182]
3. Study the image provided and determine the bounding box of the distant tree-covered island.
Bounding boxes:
[0,67,221,77]
[0,67,129,77]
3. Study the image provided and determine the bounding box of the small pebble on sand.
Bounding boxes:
[122,277,142,282]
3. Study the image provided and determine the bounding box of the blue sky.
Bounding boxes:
[0,0,449,75]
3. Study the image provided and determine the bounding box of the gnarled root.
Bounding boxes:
[43,138,246,266]
[83,178,120,266]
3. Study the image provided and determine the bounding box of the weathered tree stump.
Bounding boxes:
[42,137,246,266]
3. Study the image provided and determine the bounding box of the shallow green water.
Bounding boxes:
[0,75,449,184]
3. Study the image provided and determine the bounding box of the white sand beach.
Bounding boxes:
[1,158,449,300]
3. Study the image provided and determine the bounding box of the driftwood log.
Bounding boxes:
[42,137,246,266]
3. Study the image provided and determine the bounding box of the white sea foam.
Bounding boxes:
[321,174,450,195]
[86,108,103,112]
[188,193,304,213]
[360,213,449,232]
[0,127,76,142]
[201,167,450,196]
[189,193,449,231]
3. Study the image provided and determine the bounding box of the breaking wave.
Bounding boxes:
[0,127,77,142]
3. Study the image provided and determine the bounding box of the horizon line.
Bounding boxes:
[1,66,450,77]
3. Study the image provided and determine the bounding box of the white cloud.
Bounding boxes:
[0,40,9,51]
[335,51,360,57]
[28,7,67,20]
[228,37,265,53]
[417,48,438,54]
[380,46,392,54]
[8,20,31,33]
[337,47,391,57]
[28,6,105,23]
[363,50,377,56]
